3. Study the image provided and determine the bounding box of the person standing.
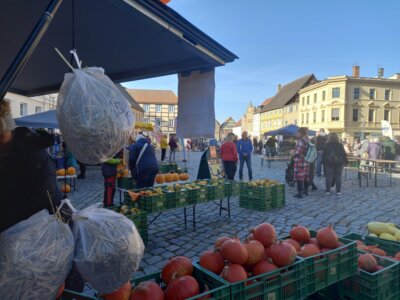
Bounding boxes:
[160,135,168,161]
[253,137,258,154]
[168,135,178,162]
[220,133,239,180]
[266,136,277,157]
[293,127,310,198]
[101,155,121,207]
[237,131,253,181]
[323,133,347,195]
[367,138,382,159]
[315,129,327,177]
[258,139,264,155]
[129,134,159,188]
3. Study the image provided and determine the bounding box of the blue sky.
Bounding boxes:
[123,0,400,123]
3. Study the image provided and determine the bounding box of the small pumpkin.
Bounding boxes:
[67,167,76,175]
[60,183,71,193]
[122,169,129,176]
[155,174,165,184]
[57,169,66,176]
[172,173,180,182]
[179,173,189,181]
[164,173,174,183]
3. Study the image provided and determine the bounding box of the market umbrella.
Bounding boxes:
[14,109,58,128]
[0,0,237,98]
[264,124,316,137]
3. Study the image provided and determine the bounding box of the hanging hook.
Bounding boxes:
[70,49,81,69]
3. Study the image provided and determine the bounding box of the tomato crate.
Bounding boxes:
[195,258,305,300]
[342,233,400,256]
[239,195,272,211]
[130,265,230,300]
[300,231,357,297]
[117,176,136,190]
[61,289,97,300]
[306,284,339,300]
[271,184,286,208]
[338,254,400,300]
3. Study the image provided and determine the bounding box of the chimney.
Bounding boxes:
[378,67,384,78]
[278,84,282,92]
[352,65,360,78]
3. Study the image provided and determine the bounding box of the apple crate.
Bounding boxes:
[301,231,357,296]
[342,233,400,257]
[130,265,230,300]
[338,254,400,300]
[195,258,306,300]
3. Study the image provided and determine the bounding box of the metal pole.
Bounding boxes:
[0,0,63,100]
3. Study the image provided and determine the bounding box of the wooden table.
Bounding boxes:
[350,157,397,187]
[261,156,291,168]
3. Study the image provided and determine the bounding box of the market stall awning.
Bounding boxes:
[15,110,58,128]
[264,124,316,137]
[0,0,238,96]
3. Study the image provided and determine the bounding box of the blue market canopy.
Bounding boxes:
[0,0,237,96]
[15,110,58,128]
[264,124,316,137]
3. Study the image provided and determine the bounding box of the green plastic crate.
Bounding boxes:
[338,254,400,300]
[299,231,357,297]
[271,184,286,208]
[159,163,178,174]
[194,186,208,204]
[207,184,225,201]
[61,289,97,300]
[240,184,275,201]
[306,284,339,300]
[239,195,272,211]
[224,180,239,197]
[195,258,306,300]
[130,266,230,300]
[342,233,400,257]
[186,187,200,204]
[117,176,136,190]
[133,188,167,213]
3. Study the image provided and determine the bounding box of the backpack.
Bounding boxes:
[304,142,317,163]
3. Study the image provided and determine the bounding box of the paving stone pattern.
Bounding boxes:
[68,151,400,275]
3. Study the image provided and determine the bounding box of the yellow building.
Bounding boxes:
[260,74,317,135]
[127,89,178,137]
[260,98,272,135]
[298,66,400,138]
[240,102,256,136]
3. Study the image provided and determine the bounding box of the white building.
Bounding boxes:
[252,109,261,139]
[6,92,57,118]
[232,120,242,137]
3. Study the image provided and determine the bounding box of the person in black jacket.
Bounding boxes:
[0,100,61,232]
[322,133,347,195]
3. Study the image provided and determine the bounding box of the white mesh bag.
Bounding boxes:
[57,67,134,164]
[72,204,144,294]
[0,210,74,299]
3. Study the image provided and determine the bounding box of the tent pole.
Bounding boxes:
[0,0,63,100]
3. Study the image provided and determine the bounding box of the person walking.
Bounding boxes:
[129,133,159,188]
[237,131,253,181]
[168,135,178,162]
[293,127,310,198]
[220,133,239,180]
[101,155,121,207]
[258,139,264,155]
[314,129,327,177]
[160,135,168,161]
[266,136,277,157]
[323,133,347,195]
[366,138,382,159]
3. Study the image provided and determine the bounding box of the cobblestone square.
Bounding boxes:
[68,150,400,275]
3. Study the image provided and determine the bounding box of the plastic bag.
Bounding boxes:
[57,67,134,165]
[72,204,144,294]
[0,210,74,300]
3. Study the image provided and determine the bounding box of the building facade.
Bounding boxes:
[6,92,56,118]
[127,89,178,137]
[215,120,221,140]
[283,102,299,126]
[220,117,236,139]
[232,120,242,137]
[240,102,256,136]
[252,108,261,139]
[298,67,400,138]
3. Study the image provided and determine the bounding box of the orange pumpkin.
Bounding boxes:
[122,169,129,176]
[67,167,76,175]
[57,169,67,176]
[172,173,180,182]
[60,183,71,193]
[164,173,173,183]
[179,173,189,181]
[155,174,165,184]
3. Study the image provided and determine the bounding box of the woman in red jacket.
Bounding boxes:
[220,133,239,180]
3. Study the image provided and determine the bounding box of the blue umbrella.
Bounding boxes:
[15,109,58,128]
[264,124,316,137]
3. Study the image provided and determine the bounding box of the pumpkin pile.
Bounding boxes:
[199,223,297,284]
[60,183,71,193]
[155,173,189,184]
[354,239,400,262]
[103,257,204,300]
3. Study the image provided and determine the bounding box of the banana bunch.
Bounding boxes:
[367,222,400,241]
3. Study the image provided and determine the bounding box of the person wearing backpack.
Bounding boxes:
[322,133,347,195]
[293,127,310,198]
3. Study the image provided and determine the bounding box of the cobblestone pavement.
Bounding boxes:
[67,151,400,275]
